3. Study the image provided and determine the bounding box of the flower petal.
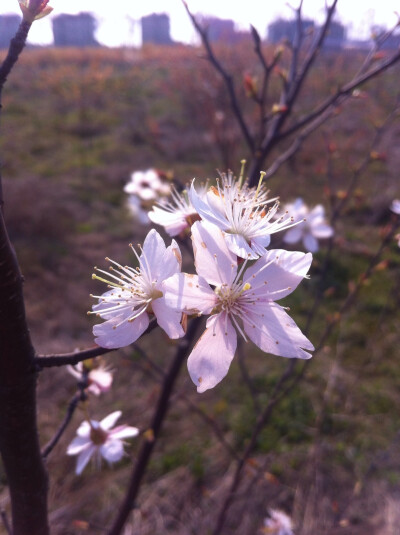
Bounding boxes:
[110,426,139,440]
[311,221,334,239]
[191,221,237,286]
[223,232,257,259]
[152,296,185,339]
[93,311,149,349]
[189,182,230,230]
[76,445,96,475]
[188,312,237,393]
[66,436,90,456]
[244,304,313,359]
[283,226,303,244]
[148,207,188,237]
[100,440,124,464]
[76,420,91,438]
[140,229,167,279]
[100,411,122,430]
[303,233,319,252]
[160,240,182,279]
[163,273,217,315]
[244,249,312,300]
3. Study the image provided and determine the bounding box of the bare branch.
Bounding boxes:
[35,346,115,368]
[279,47,400,141]
[41,389,86,459]
[35,319,158,368]
[108,317,202,535]
[183,2,255,152]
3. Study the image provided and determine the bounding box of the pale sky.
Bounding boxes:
[0,0,399,47]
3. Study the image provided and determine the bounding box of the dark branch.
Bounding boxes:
[42,389,86,459]
[108,317,202,535]
[35,346,115,368]
[35,319,158,368]
[184,2,255,153]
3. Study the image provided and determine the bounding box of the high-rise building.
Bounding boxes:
[141,14,173,45]
[52,13,98,47]
[0,15,21,49]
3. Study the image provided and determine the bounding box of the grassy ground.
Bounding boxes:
[0,44,399,534]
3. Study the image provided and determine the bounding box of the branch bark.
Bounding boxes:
[0,17,49,535]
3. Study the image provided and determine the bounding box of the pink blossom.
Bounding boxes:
[90,229,184,349]
[66,411,139,475]
[163,221,313,393]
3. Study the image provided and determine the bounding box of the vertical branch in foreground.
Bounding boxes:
[0,15,49,535]
[108,317,202,535]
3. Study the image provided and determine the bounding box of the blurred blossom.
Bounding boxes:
[124,169,170,201]
[189,171,295,259]
[68,360,113,396]
[90,229,184,349]
[126,195,150,225]
[282,198,333,253]
[66,411,138,475]
[163,220,313,393]
[390,199,400,215]
[148,185,203,237]
[263,509,294,535]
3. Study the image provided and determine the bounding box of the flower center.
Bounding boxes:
[90,425,108,445]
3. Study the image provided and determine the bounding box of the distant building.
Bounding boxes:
[323,21,346,50]
[141,13,173,45]
[0,15,20,49]
[52,13,98,47]
[268,18,315,45]
[200,17,250,44]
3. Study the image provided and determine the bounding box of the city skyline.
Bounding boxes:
[0,0,399,47]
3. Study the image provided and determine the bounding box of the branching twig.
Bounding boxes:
[35,346,115,369]
[35,320,158,368]
[41,388,86,459]
[131,342,240,462]
[108,317,202,535]
[183,1,255,153]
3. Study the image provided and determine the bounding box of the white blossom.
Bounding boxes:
[67,411,138,475]
[282,198,333,253]
[189,172,294,259]
[264,509,294,535]
[67,361,113,396]
[163,221,313,393]
[90,229,184,349]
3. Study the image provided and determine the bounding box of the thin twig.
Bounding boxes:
[108,317,202,535]
[35,346,115,368]
[35,320,158,368]
[183,1,255,153]
[131,343,240,461]
[41,388,86,459]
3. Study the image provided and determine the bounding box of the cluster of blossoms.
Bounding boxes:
[124,168,172,224]
[90,171,320,393]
